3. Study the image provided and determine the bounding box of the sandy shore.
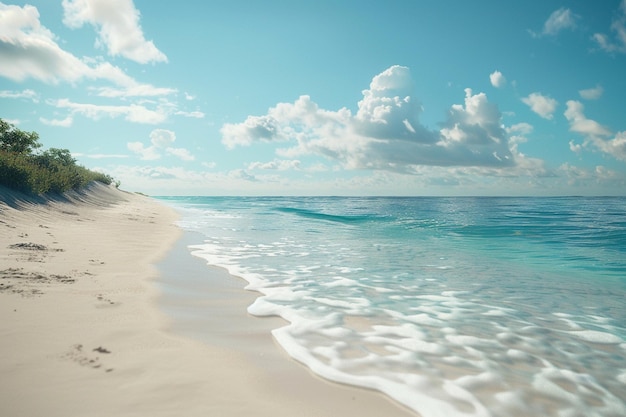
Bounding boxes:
[0,184,415,417]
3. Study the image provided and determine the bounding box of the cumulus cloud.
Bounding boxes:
[353,65,432,142]
[541,7,579,36]
[489,70,506,88]
[564,100,626,161]
[578,85,604,100]
[592,0,626,54]
[62,0,167,64]
[127,128,195,161]
[221,65,521,173]
[0,3,173,99]
[521,93,558,120]
[0,3,95,84]
[564,100,611,137]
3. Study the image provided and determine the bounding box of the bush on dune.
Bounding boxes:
[0,119,117,194]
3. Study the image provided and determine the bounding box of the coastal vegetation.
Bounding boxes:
[0,119,116,194]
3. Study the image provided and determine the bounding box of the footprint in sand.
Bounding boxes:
[96,294,115,305]
[62,344,114,373]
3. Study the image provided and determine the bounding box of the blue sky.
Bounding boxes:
[1,0,625,195]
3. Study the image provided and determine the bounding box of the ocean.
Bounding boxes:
[158,196,626,417]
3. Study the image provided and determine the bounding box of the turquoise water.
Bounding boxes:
[159,196,626,417]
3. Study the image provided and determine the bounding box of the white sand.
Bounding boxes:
[0,184,416,417]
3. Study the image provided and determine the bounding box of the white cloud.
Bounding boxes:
[127,128,194,161]
[564,100,626,161]
[521,93,558,120]
[592,0,626,54]
[62,0,167,64]
[229,169,257,182]
[489,70,506,88]
[45,96,196,126]
[558,163,624,188]
[595,131,626,161]
[165,147,195,161]
[564,100,611,137]
[221,65,522,173]
[175,110,205,119]
[542,7,579,36]
[248,159,301,171]
[506,122,533,148]
[73,152,129,159]
[127,141,160,160]
[39,115,74,127]
[353,65,431,141]
[94,84,177,98]
[506,122,533,136]
[149,128,176,147]
[222,113,291,149]
[569,140,582,154]
[51,98,168,124]
[0,3,173,98]
[578,85,604,100]
[0,89,39,102]
[0,3,94,84]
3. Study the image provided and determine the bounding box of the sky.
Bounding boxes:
[1,0,626,196]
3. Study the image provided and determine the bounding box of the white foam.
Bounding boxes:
[567,330,622,344]
[482,309,507,317]
[170,198,626,417]
[323,277,359,288]
[506,348,531,361]
[445,334,498,348]
[406,313,445,327]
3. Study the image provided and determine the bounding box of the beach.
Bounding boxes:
[0,184,415,417]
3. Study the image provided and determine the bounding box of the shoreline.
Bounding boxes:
[157,220,419,417]
[0,185,416,417]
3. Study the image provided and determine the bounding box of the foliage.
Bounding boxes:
[0,119,41,154]
[0,119,117,194]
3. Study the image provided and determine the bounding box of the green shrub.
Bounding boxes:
[0,119,117,194]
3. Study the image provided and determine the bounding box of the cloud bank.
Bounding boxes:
[222,65,521,174]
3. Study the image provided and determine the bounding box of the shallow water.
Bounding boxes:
[158,196,626,417]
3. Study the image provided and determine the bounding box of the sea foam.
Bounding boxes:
[160,196,626,417]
